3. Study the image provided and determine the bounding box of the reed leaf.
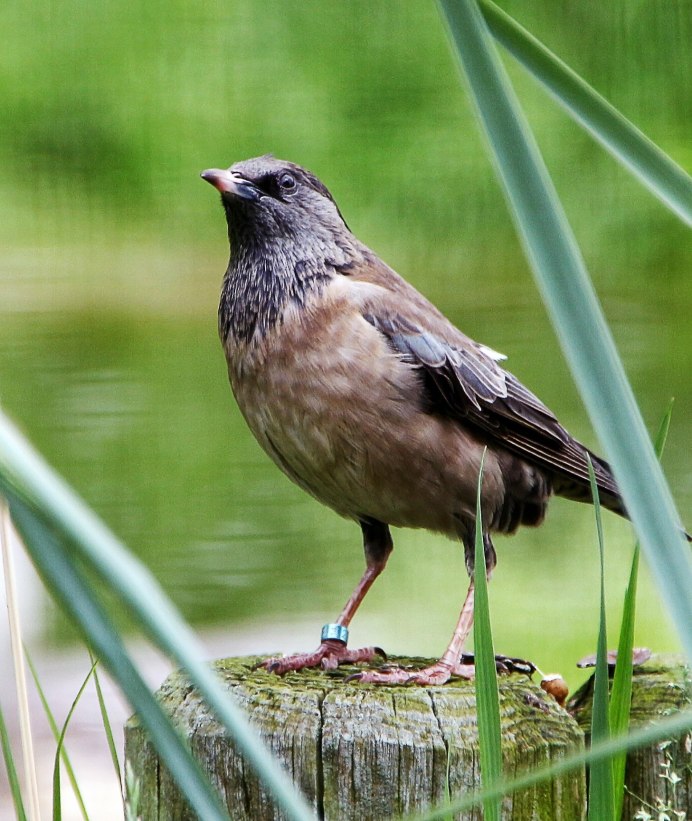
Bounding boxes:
[124,762,141,821]
[609,402,673,818]
[88,649,124,807]
[608,544,638,821]
[24,650,90,821]
[586,456,614,820]
[7,492,229,821]
[479,0,692,225]
[1,502,41,820]
[473,450,502,821]
[0,410,314,821]
[0,703,28,821]
[51,661,98,821]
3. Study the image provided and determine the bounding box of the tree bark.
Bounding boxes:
[125,655,585,820]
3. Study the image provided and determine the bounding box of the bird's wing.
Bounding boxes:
[351,274,620,499]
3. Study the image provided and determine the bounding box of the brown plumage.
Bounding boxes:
[202,155,629,684]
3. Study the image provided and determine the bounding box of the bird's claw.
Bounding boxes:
[460,653,536,676]
[348,660,476,686]
[257,640,384,676]
[344,671,363,683]
[346,653,535,686]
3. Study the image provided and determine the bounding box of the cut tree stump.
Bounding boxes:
[569,654,692,820]
[125,655,585,820]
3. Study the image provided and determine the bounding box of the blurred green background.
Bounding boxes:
[0,1,690,687]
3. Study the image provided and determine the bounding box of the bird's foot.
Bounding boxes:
[349,659,475,686]
[348,653,535,686]
[460,652,537,676]
[256,640,385,676]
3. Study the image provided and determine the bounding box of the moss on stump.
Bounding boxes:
[125,655,585,820]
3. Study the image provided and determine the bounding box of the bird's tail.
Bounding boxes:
[554,448,691,542]
[553,448,625,516]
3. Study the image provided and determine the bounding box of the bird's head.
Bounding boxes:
[201,155,350,253]
[203,156,363,342]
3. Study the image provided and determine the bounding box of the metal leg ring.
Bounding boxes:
[321,623,349,644]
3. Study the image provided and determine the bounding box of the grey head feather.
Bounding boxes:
[218,156,361,343]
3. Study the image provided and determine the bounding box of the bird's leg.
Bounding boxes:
[422,580,476,678]
[352,529,499,685]
[258,519,392,675]
[352,580,477,685]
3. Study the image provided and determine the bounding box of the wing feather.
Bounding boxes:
[341,252,621,507]
[361,308,620,500]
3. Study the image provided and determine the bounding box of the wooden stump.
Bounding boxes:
[569,655,692,820]
[125,655,585,820]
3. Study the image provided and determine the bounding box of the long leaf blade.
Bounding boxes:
[0,702,28,821]
[7,493,230,821]
[609,402,673,818]
[437,0,692,659]
[24,649,91,821]
[479,0,692,225]
[586,456,614,820]
[473,450,502,821]
[609,543,638,821]
[88,649,124,807]
[0,411,314,821]
[1,503,41,820]
[52,661,98,821]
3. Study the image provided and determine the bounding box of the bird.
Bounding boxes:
[200,154,638,685]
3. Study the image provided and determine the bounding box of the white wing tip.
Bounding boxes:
[479,344,507,362]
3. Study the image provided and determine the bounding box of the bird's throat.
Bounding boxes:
[218,247,332,344]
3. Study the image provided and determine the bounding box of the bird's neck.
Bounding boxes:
[218,237,340,345]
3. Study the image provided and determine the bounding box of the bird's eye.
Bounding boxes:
[278,172,296,191]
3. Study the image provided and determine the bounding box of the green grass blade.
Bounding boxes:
[651,400,674,465]
[52,662,97,821]
[88,649,124,807]
[7,493,231,821]
[1,502,41,820]
[24,649,91,821]
[408,707,692,821]
[473,450,502,821]
[437,0,692,659]
[0,411,314,821]
[479,0,692,225]
[609,542,638,821]
[586,456,614,820]
[609,402,673,818]
[0,702,28,821]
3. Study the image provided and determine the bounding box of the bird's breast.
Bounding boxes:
[225,281,404,493]
[222,277,503,533]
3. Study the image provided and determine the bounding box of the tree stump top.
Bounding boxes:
[126,655,585,820]
[569,654,691,725]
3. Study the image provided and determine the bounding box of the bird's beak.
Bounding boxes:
[200,168,261,201]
